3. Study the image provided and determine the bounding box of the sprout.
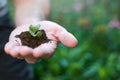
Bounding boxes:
[29,24,43,37]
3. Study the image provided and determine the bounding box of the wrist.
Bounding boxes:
[15,11,46,27]
[15,18,39,27]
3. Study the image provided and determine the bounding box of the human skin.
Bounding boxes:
[4,0,78,64]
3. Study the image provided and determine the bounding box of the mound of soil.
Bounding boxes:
[15,30,50,48]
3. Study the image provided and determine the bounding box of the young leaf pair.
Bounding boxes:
[29,25,43,37]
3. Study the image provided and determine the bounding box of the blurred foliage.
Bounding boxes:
[8,0,120,80]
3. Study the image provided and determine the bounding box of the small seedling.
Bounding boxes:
[15,24,49,48]
[29,24,43,37]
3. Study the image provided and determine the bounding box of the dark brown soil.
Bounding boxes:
[15,30,50,48]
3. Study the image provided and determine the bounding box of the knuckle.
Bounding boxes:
[25,55,38,64]
[44,53,52,58]
[26,60,36,64]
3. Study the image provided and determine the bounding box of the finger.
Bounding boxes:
[57,30,78,48]
[19,46,33,57]
[25,55,38,64]
[4,41,20,54]
[9,46,20,58]
[17,55,24,59]
[33,41,57,58]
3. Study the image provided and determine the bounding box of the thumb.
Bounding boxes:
[57,30,78,48]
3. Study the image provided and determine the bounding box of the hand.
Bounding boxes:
[4,21,78,64]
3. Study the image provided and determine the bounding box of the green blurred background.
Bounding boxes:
[8,0,120,80]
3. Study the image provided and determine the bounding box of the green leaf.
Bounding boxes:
[35,31,43,37]
[29,24,42,37]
